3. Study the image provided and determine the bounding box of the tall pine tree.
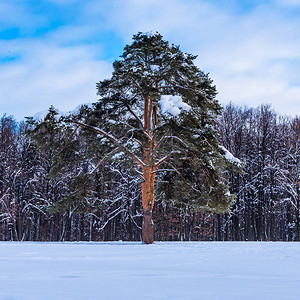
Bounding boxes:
[74,32,234,244]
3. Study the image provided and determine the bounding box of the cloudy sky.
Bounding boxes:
[1,0,299,120]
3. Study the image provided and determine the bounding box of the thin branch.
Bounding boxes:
[73,121,145,167]
[98,209,127,231]
[129,214,142,230]
[167,162,202,194]
[151,168,176,174]
[155,150,181,167]
[89,147,121,175]
[123,101,144,129]
[155,135,188,151]
[157,85,191,91]
[55,125,80,158]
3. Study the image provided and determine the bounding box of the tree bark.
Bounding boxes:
[141,94,157,244]
[141,163,156,244]
[142,209,154,244]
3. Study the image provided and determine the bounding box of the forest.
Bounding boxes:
[0,103,299,242]
[1,33,299,243]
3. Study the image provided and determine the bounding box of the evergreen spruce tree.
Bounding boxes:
[74,31,234,244]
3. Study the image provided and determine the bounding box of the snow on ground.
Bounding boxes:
[0,242,299,300]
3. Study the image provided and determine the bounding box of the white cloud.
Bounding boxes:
[0,38,112,120]
[85,0,300,116]
[274,0,300,7]
[1,0,300,120]
[0,2,47,31]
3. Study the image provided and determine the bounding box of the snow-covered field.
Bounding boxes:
[0,242,300,300]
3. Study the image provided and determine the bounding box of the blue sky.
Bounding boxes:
[1,0,299,120]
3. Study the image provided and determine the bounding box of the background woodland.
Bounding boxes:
[0,104,299,242]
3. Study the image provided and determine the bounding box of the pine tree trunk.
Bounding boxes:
[141,164,156,244]
[140,94,157,244]
[142,209,154,244]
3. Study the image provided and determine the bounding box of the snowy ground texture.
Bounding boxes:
[0,242,300,300]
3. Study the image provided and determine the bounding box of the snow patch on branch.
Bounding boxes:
[219,146,241,165]
[32,110,49,122]
[159,95,191,117]
[33,103,93,122]
[142,31,158,38]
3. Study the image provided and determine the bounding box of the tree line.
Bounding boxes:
[1,32,299,242]
[0,104,299,242]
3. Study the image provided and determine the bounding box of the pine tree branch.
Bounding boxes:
[73,121,145,168]
[123,101,144,130]
[151,168,176,174]
[126,75,142,91]
[89,147,121,175]
[155,135,189,151]
[167,162,202,194]
[157,85,191,91]
[155,150,181,167]
[116,97,152,141]
[55,125,80,159]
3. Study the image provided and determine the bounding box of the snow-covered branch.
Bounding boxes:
[73,121,145,168]
[156,150,181,167]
